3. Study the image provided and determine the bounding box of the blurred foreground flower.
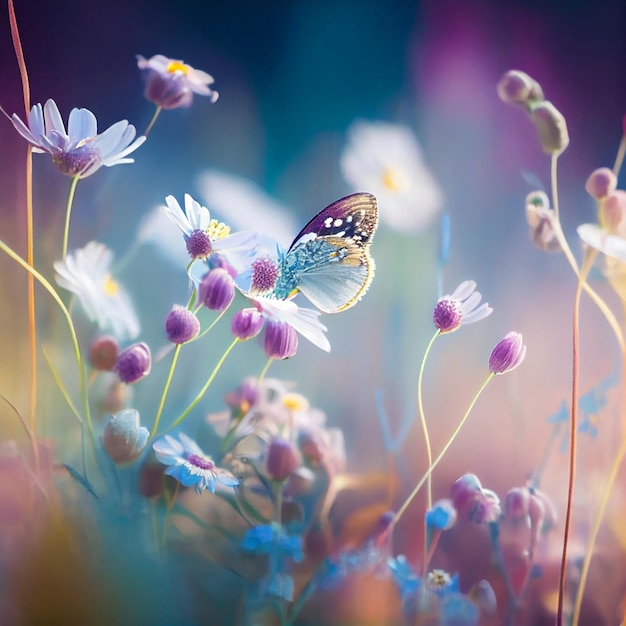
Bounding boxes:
[153,433,239,494]
[137,54,218,109]
[11,99,145,178]
[101,409,149,464]
[341,120,442,233]
[54,241,140,341]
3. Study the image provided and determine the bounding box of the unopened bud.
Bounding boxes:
[90,335,120,371]
[525,191,560,252]
[101,409,149,464]
[531,101,569,154]
[585,167,617,200]
[497,70,544,107]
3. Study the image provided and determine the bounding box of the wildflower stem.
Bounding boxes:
[9,0,38,469]
[571,298,626,626]
[417,329,439,512]
[144,105,162,137]
[150,344,183,439]
[390,372,494,533]
[0,240,94,442]
[258,358,274,385]
[41,345,82,424]
[612,131,626,177]
[549,154,624,352]
[166,338,240,433]
[557,248,595,625]
[61,175,80,260]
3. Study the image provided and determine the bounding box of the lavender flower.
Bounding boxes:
[433,280,492,333]
[153,433,239,494]
[114,342,152,384]
[137,54,218,109]
[11,99,145,178]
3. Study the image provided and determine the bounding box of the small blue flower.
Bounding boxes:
[153,433,239,494]
[241,523,304,562]
[439,592,480,626]
[11,99,145,178]
[425,499,457,531]
[387,555,421,600]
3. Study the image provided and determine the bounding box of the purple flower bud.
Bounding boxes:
[264,320,298,359]
[585,167,617,200]
[531,101,569,154]
[231,308,264,340]
[198,268,235,311]
[250,256,281,293]
[114,342,152,384]
[489,331,527,375]
[101,409,149,464]
[89,335,119,371]
[165,305,200,344]
[504,487,530,520]
[433,298,463,333]
[450,473,483,511]
[469,488,501,524]
[473,580,497,613]
[497,70,544,107]
[266,437,300,481]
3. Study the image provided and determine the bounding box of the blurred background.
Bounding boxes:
[0,0,625,622]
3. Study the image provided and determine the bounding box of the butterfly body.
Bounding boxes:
[271,192,378,313]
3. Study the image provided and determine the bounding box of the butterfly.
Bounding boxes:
[271,192,379,313]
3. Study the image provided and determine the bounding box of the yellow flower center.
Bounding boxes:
[103,275,119,297]
[282,393,309,412]
[381,167,405,192]
[206,219,231,240]
[167,61,190,76]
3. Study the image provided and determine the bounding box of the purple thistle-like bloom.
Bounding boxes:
[114,342,151,384]
[433,280,492,333]
[198,268,236,311]
[250,256,281,294]
[11,99,145,178]
[153,433,239,494]
[231,308,265,340]
[165,305,200,344]
[137,54,218,109]
[101,409,149,464]
[489,331,527,374]
[264,320,298,360]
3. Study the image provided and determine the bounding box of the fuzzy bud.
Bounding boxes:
[114,342,152,384]
[497,70,544,107]
[585,167,617,200]
[600,190,626,232]
[525,191,560,252]
[425,499,457,531]
[165,305,200,344]
[101,409,149,464]
[530,101,569,154]
[450,473,483,512]
[266,437,300,481]
[89,335,119,371]
[504,487,530,520]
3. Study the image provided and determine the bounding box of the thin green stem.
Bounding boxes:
[390,372,494,533]
[150,344,182,439]
[417,329,440,512]
[257,358,274,385]
[557,249,595,625]
[61,175,80,259]
[143,105,162,137]
[41,345,82,423]
[0,240,94,441]
[164,338,240,434]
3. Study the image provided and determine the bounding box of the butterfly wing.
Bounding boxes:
[277,193,378,313]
